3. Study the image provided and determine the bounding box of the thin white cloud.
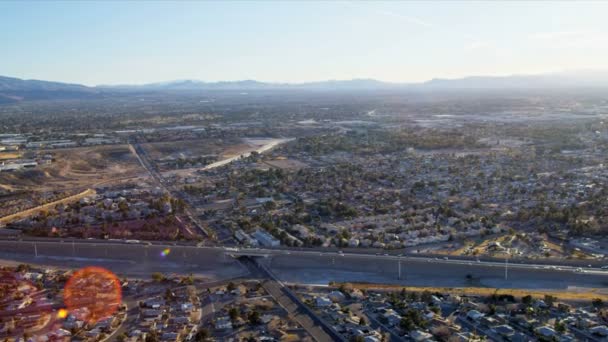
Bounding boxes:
[367,6,486,51]
[529,29,608,49]
[374,9,432,28]
[530,30,590,40]
[467,41,490,50]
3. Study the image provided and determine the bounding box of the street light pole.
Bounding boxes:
[34,243,38,258]
[505,248,510,281]
[398,259,402,280]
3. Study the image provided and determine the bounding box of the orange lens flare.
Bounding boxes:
[63,266,122,324]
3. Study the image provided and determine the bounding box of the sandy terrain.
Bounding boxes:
[0,145,146,192]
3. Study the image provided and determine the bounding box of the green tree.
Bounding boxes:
[248,310,261,325]
[151,272,165,282]
[227,282,236,292]
[592,298,604,309]
[544,294,557,307]
[145,330,159,342]
[400,316,415,331]
[555,320,566,334]
[194,328,209,341]
[229,307,240,321]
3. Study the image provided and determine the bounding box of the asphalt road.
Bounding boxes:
[267,252,608,290]
[0,240,246,280]
[1,240,608,290]
[240,257,341,342]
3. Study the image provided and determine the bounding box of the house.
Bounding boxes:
[466,310,484,321]
[161,332,179,341]
[180,303,194,312]
[383,311,402,326]
[535,326,557,341]
[409,330,434,341]
[533,300,549,309]
[142,309,163,319]
[363,336,380,342]
[171,316,190,325]
[252,229,280,247]
[481,316,498,327]
[234,229,258,246]
[215,316,233,330]
[86,328,102,338]
[494,324,515,337]
[328,290,346,302]
[144,298,165,308]
[261,314,275,324]
[590,325,608,336]
[315,296,332,307]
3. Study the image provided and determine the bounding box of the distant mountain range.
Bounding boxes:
[0,75,101,104]
[99,78,395,91]
[1,70,608,103]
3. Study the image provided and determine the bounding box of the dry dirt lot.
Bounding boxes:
[0,145,146,192]
[140,138,239,160]
[0,152,22,160]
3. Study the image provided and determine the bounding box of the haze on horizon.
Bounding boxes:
[2,1,608,86]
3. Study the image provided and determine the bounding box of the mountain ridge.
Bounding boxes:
[2,70,608,103]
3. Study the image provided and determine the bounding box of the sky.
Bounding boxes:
[1,1,608,86]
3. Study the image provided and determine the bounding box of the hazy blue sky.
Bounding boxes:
[2,1,607,85]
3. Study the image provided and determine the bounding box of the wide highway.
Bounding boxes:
[1,238,608,290]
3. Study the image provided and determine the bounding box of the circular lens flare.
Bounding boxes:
[63,266,122,324]
[160,248,171,257]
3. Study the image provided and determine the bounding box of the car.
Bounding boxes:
[601,266,608,269]
[443,257,449,260]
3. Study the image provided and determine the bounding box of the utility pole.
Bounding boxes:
[34,243,38,258]
[398,259,402,280]
[72,241,75,257]
[505,249,509,281]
